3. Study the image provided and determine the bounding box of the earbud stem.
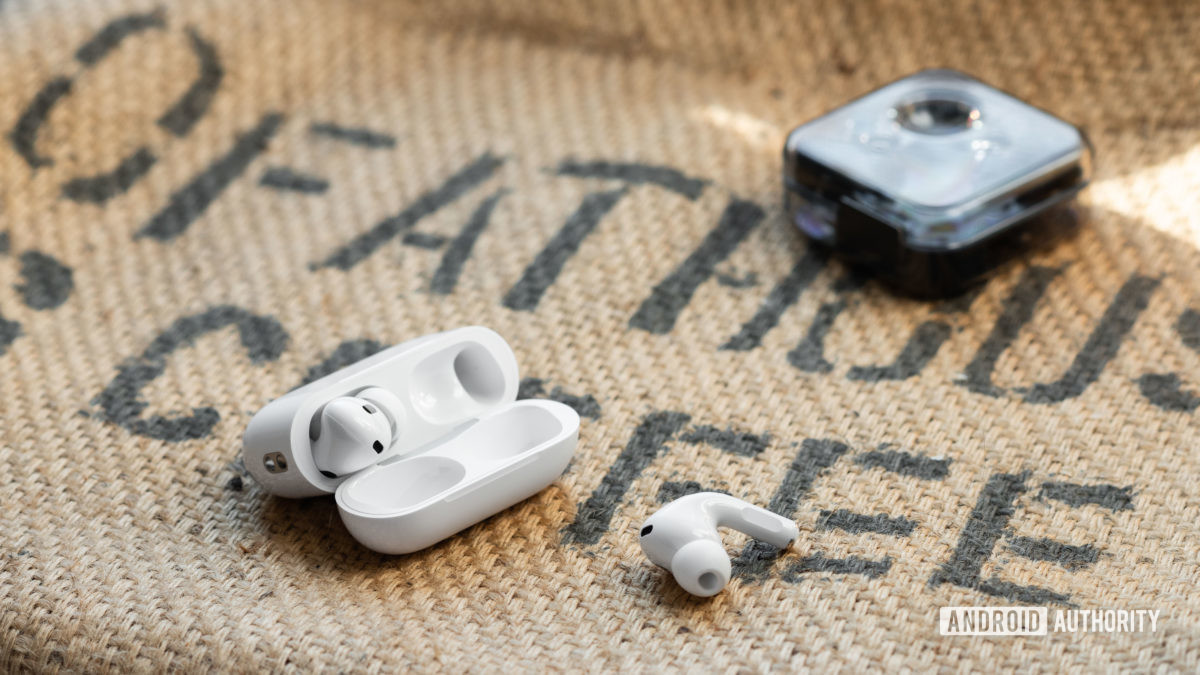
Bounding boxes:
[709,497,799,549]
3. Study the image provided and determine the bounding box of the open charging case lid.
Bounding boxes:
[242,326,580,554]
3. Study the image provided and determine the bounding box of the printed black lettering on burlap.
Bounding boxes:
[0,1,1197,670]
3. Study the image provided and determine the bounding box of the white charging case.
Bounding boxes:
[242,326,580,554]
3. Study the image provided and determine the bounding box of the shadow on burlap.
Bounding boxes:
[0,0,1198,670]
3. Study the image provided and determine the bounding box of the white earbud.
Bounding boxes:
[310,387,404,478]
[639,492,799,597]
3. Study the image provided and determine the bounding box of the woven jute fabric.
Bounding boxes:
[2,0,1198,671]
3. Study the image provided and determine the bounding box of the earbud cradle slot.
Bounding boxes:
[410,342,509,424]
[335,399,579,554]
[338,400,571,515]
[339,455,467,515]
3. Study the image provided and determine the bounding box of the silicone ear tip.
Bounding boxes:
[671,539,731,597]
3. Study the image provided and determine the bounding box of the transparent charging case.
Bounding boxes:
[784,69,1091,296]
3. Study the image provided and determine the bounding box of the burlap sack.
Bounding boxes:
[2,0,1197,671]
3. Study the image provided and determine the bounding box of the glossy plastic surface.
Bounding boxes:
[639,492,798,596]
[241,326,581,555]
[336,399,578,554]
[243,326,520,498]
[784,69,1091,296]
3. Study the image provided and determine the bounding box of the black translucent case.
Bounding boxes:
[784,69,1091,296]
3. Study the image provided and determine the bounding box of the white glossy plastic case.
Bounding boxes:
[242,326,580,554]
[336,399,577,554]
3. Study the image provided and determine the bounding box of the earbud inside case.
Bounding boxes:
[242,326,580,554]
